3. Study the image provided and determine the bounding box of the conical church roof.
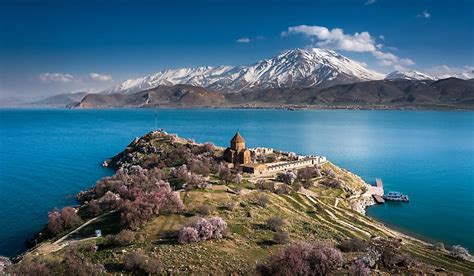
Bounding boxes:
[231,132,245,143]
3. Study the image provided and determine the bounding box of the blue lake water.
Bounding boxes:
[0,108,473,257]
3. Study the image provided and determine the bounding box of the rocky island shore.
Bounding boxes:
[3,130,473,275]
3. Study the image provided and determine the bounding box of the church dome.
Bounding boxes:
[231,132,245,143]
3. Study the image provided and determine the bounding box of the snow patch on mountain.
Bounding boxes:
[103,48,384,94]
[385,70,435,81]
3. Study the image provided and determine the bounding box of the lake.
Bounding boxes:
[0,108,473,257]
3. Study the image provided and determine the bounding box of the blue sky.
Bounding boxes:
[0,0,473,97]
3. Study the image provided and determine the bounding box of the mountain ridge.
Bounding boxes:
[103,48,384,94]
[79,78,474,109]
[385,70,435,81]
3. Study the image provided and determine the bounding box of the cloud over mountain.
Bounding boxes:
[39,73,75,83]
[89,73,112,81]
[282,25,415,70]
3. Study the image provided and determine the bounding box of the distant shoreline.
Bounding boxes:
[1,104,473,111]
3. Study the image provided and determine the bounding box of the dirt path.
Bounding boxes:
[53,210,116,245]
[27,210,116,256]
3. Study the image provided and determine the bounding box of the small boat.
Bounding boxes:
[383,191,409,202]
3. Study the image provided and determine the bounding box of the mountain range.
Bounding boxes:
[8,48,474,109]
[77,77,474,109]
[103,48,385,94]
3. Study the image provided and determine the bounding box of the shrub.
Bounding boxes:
[178,217,227,243]
[178,227,200,244]
[141,256,162,274]
[47,209,64,234]
[368,238,406,268]
[193,218,214,240]
[350,260,370,276]
[234,173,242,184]
[115,230,135,245]
[359,247,381,268]
[195,204,215,216]
[257,241,342,275]
[266,216,285,232]
[395,254,415,268]
[321,178,343,189]
[218,166,234,184]
[275,185,291,195]
[119,188,184,230]
[322,168,336,178]
[61,244,104,275]
[105,230,136,246]
[208,216,227,239]
[7,245,104,275]
[297,166,320,187]
[83,200,101,217]
[256,180,276,192]
[6,257,53,275]
[256,193,269,207]
[273,232,290,244]
[223,200,237,211]
[277,171,297,185]
[338,238,369,252]
[61,207,82,229]
[47,207,81,235]
[123,251,161,274]
[185,173,209,189]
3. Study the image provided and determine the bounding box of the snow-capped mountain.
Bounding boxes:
[434,70,474,80]
[103,48,384,94]
[385,70,435,81]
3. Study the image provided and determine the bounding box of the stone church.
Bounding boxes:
[224,132,251,165]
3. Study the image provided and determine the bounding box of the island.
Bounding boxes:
[3,130,473,275]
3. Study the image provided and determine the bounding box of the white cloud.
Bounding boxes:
[418,10,431,18]
[282,25,376,52]
[282,25,415,70]
[378,35,385,40]
[89,73,112,81]
[426,65,474,79]
[39,73,74,83]
[365,0,376,5]
[236,37,251,43]
[372,50,414,70]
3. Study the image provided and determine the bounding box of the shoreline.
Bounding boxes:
[1,104,473,111]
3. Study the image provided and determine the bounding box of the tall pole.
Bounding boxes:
[154,109,158,130]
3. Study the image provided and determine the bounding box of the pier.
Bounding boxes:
[376,178,383,188]
[372,178,385,204]
[372,194,385,204]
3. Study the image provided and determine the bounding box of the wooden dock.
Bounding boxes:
[376,178,383,188]
[372,194,385,204]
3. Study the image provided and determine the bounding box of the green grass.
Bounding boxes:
[47,165,474,275]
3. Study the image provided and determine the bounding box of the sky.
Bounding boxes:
[0,0,473,98]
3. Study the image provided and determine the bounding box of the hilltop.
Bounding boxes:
[5,131,473,275]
